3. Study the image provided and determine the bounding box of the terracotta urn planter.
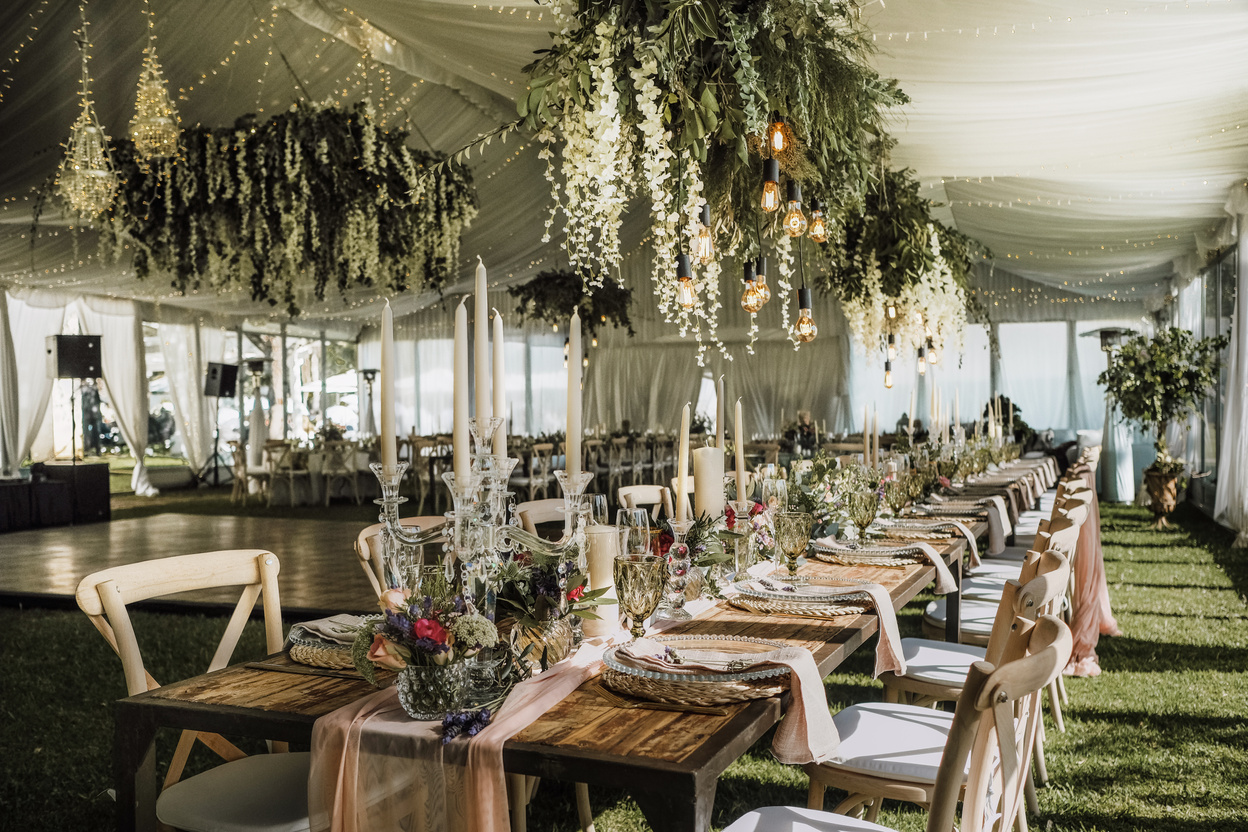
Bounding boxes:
[1144,468,1179,530]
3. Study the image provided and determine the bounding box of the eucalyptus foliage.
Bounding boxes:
[101,102,477,316]
[1098,327,1228,469]
[508,268,635,338]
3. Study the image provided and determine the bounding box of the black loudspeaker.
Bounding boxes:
[204,362,239,398]
[41,461,111,524]
[46,335,102,379]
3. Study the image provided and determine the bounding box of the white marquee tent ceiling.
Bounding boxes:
[0,0,1244,334]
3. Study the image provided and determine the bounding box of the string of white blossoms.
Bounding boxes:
[536,3,731,365]
[841,225,968,363]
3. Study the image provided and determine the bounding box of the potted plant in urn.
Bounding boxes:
[1098,327,1228,529]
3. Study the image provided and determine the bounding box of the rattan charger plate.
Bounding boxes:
[727,593,871,617]
[286,624,356,670]
[602,635,792,705]
[809,549,924,568]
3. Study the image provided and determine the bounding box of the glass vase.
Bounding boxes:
[655,518,694,621]
[395,663,470,720]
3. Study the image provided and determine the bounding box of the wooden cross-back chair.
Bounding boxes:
[265,440,309,508]
[618,484,675,522]
[354,516,448,596]
[517,498,566,539]
[321,439,362,506]
[511,443,556,502]
[75,550,310,832]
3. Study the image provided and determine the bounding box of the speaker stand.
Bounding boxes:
[197,396,229,487]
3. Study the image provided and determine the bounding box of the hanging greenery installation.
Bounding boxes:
[102,102,477,316]
[509,268,635,339]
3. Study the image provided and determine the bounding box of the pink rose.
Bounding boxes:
[567,585,585,602]
[414,618,449,644]
[366,634,410,670]
[378,587,411,614]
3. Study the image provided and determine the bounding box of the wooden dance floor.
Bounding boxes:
[0,514,377,613]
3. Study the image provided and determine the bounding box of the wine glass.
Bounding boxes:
[613,554,666,639]
[586,493,609,525]
[761,477,788,513]
[616,508,650,556]
[847,492,880,541]
[773,511,814,581]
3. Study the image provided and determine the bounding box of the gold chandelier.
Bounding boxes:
[128,1,180,165]
[57,3,117,218]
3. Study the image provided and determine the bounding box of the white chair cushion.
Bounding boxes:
[822,702,962,785]
[723,805,897,832]
[923,598,999,638]
[968,559,1022,580]
[899,637,988,686]
[157,751,311,832]
[986,545,1030,562]
[961,575,1009,601]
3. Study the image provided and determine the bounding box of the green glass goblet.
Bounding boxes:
[773,511,815,582]
[613,554,666,640]
[846,491,880,541]
[884,480,909,515]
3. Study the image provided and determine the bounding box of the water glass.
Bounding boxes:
[586,493,609,525]
[616,508,651,556]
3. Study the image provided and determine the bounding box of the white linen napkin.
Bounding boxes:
[813,537,957,595]
[615,638,840,764]
[293,614,367,645]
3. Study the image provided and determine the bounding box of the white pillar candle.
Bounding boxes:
[474,258,491,433]
[735,398,747,501]
[492,309,506,456]
[583,525,620,638]
[380,300,398,475]
[453,299,470,484]
[567,309,582,477]
[676,403,690,520]
[693,446,726,521]
[716,375,725,450]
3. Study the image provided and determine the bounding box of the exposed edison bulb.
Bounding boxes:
[768,116,787,153]
[784,181,806,237]
[887,303,897,320]
[928,342,940,365]
[917,347,927,376]
[676,277,697,309]
[887,333,896,361]
[754,275,771,305]
[761,158,780,213]
[582,355,589,368]
[675,254,696,308]
[794,288,817,343]
[693,203,714,265]
[884,360,894,389]
[808,198,828,243]
[741,261,764,313]
[591,336,599,348]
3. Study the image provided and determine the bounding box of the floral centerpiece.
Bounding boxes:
[493,548,612,671]
[655,512,738,597]
[789,452,882,536]
[352,572,498,720]
[1098,326,1228,527]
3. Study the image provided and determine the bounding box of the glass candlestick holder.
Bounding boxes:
[655,518,694,621]
[469,417,504,455]
[729,500,755,577]
[553,470,593,550]
[370,462,447,589]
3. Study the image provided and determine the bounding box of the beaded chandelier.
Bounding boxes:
[57,3,116,218]
[128,2,180,166]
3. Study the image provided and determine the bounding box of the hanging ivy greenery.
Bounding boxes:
[518,0,905,362]
[509,268,635,339]
[99,102,477,316]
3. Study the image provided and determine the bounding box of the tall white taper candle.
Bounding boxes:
[735,398,747,501]
[677,403,690,520]
[474,258,491,432]
[492,309,506,455]
[453,299,470,483]
[716,375,725,450]
[380,299,398,475]
[566,309,582,477]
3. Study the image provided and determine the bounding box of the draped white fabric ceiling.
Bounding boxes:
[0,0,1244,331]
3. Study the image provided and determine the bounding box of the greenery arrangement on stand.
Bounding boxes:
[810,158,991,359]
[1098,326,1228,527]
[518,0,906,362]
[508,268,635,338]
[97,102,477,316]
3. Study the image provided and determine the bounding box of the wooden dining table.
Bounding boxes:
[112,522,985,832]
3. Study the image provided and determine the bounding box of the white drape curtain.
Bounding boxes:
[1214,215,1248,547]
[77,299,159,496]
[159,320,225,474]
[585,346,705,435]
[0,290,65,471]
[1166,280,1206,472]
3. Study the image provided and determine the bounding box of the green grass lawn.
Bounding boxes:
[1,503,1244,830]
